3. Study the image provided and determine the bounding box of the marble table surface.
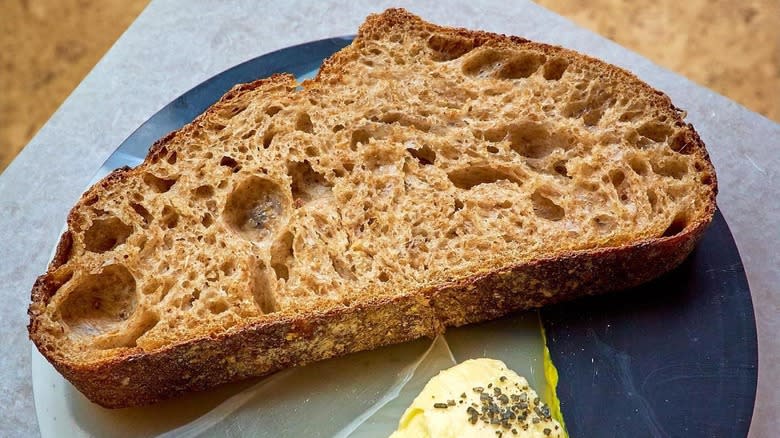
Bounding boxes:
[1,0,777,436]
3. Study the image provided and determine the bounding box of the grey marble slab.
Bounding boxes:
[0,0,776,436]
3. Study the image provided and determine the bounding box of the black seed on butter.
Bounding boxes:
[473,386,484,393]
[433,403,448,409]
[543,428,552,436]
[447,399,456,406]
[461,392,467,398]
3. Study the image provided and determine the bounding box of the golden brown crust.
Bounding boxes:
[28,8,717,408]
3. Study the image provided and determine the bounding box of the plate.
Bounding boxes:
[32,37,757,437]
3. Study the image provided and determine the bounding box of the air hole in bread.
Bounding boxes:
[166,151,178,165]
[407,144,436,165]
[651,159,687,179]
[194,185,215,199]
[576,181,600,192]
[453,198,464,212]
[305,146,319,157]
[295,112,314,133]
[629,156,650,175]
[592,214,616,233]
[462,48,504,77]
[427,33,474,61]
[108,311,159,349]
[48,268,75,295]
[83,194,99,206]
[496,52,545,79]
[142,173,177,193]
[201,213,214,228]
[334,162,355,177]
[208,300,229,315]
[141,279,159,296]
[219,260,235,277]
[531,190,565,221]
[151,146,169,163]
[161,206,179,229]
[486,145,499,154]
[701,173,713,185]
[263,128,277,149]
[662,213,688,237]
[378,112,431,132]
[507,122,572,159]
[252,263,278,313]
[272,262,289,282]
[619,107,644,122]
[220,103,248,119]
[332,124,345,132]
[482,125,507,142]
[350,128,372,151]
[241,129,256,140]
[609,169,625,187]
[83,217,133,253]
[180,290,198,310]
[162,235,173,251]
[331,254,357,281]
[289,161,332,206]
[448,166,522,190]
[495,200,513,209]
[647,189,659,211]
[378,271,390,282]
[543,57,569,80]
[223,176,287,242]
[582,101,610,127]
[638,121,673,143]
[219,156,241,173]
[670,132,694,154]
[563,88,613,126]
[60,264,137,339]
[208,122,227,132]
[265,105,282,116]
[552,160,569,177]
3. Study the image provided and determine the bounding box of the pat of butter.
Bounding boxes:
[389,358,563,438]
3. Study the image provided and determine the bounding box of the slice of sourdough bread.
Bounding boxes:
[29,8,717,408]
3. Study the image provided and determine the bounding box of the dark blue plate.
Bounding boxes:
[100,37,758,437]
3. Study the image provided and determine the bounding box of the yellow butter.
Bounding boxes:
[390,358,564,438]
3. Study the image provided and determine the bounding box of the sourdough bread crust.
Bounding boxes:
[29,8,717,407]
